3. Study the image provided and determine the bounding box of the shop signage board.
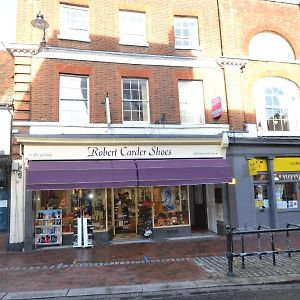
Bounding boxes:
[211,96,222,119]
[248,157,300,175]
[0,110,11,156]
[24,144,225,160]
[248,158,267,175]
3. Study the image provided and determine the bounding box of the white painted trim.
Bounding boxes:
[37,46,220,68]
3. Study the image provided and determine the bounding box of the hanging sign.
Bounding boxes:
[211,96,222,119]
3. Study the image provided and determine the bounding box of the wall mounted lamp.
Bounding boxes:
[31,12,49,48]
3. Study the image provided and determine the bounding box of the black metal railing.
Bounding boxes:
[226,223,300,276]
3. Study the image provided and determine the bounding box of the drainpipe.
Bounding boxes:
[216,0,231,128]
[267,157,278,228]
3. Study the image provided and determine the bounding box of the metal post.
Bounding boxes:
[241,235,245,269]
[270,231,276,265]
[226,225,234,276]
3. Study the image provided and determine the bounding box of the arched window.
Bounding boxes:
[254,77,300,133]
[249,32,295,61]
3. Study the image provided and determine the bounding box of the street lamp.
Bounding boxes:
[31,12,49,48]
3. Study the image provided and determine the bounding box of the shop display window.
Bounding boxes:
[254,184,269,209]
[153,185,189,227]
[275,182,298,209]
[33,188,108,234]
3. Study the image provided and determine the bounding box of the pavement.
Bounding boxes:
[0,231,300,299]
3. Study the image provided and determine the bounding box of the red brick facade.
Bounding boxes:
[12,0,300,131]
[0,49,14,105]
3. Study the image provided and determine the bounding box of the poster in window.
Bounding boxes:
[161,187,175,211]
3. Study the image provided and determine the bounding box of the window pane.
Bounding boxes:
[249,32,295,61]
[174,17,199,49]
[123,89,131,100]
[275,183,298,209]
[60,4,89,39]
[60,75,89,124]
[178,80,204,124]
[119,11,147,44]
[123,101,131,111]
[123,110,131,121]
[254,184,269,209]
[122,78,149,122]
[153,186,189,227]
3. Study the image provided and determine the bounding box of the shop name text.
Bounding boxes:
[88,146,172,158]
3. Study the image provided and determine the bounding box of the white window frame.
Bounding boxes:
[119,11,148,47]
[254,77,300,136]
[122,78,150,123]
[249,32,294,62]
[174,16,200,49]
[178,80,205,125]
[59,74,89,125]
[59,4,90,42]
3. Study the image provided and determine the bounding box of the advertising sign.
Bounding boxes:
[0,109,11,156]
[211,96,222,119]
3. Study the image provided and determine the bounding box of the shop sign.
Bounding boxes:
[276,173,300,180]
[24,144,224,160]
[248,157,300,176]
[0,110,11,156]
[211,96,222,119]
[248,158,267,175]
[273,157,300,172]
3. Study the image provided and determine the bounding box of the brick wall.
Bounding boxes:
[0,49,14,104]
[14,0,300,130]
[30,58,227,125]
[17,0,221,57]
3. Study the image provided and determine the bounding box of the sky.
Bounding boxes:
[0,0,298,43]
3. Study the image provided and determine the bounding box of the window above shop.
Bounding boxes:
[254,77,300,135]
[178,80,205,125]
[174,16,200,49]
[122,78,150,123]
[59,74,89,124]
[119,11,148,46]
[59,4,90,42]
[249,32,295,62]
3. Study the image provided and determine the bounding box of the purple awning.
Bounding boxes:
[26,158,233,191]
[26,160,138,190]
[135,158,233,186]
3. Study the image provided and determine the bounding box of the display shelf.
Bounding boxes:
[35,209,62,247]
[73,217,93,248]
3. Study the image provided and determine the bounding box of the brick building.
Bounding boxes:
[3,0,300,250]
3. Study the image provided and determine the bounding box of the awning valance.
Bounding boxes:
[135,158,233,186]
[26,158,233,190]
[26,160,138,190]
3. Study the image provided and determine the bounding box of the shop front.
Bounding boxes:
[226,141,300,230]
[250,156,300,228]
[16,136,233,250]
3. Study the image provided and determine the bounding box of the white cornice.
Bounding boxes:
[39,46,220,68]
[3,42,39,56]
[5,43,220,68]
[15,135,224,146]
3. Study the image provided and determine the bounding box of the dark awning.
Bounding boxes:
[135,158,233,186]
[26,160,138,190]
